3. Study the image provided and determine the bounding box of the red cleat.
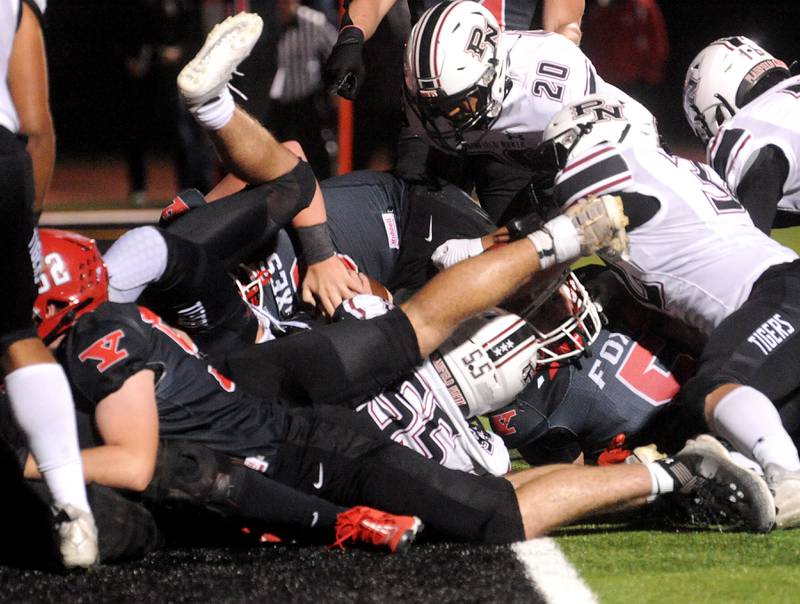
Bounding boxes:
[332,506,423,553]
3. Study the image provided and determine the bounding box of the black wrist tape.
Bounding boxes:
[297,222,336,265]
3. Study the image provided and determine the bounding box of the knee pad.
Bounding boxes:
[140,230,257,351]
[143,440,239,515]
[105,226,169,303]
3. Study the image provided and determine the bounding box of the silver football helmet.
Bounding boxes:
[683,36,789,144]
[404,0,509,152]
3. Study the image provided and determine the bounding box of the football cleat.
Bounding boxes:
[332,506,423,553]
[667,435,775,533]
[565,194,629,259]
[177,12,263,107]
[764,463,800,529]
[54,504,99,569]
[159,188,208,226]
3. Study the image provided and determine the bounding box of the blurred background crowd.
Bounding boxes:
[42,0,800,205]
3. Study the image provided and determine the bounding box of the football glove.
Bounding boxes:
[324,25,366,100]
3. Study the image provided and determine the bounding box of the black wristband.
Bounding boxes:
[297,223,336,265]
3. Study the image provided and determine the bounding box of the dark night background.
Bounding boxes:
[41,1,800,159]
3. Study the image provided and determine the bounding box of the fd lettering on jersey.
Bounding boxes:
[747,313,795,355]
[78,329,129,373]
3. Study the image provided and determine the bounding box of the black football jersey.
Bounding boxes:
[59,302,287,463]
[488,325,695,464]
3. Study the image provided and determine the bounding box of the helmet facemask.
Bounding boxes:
[518,270,603,368]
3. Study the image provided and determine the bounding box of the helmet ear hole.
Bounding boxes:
[714,105,727,127]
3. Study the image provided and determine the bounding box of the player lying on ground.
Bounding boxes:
[535,92,800,528]
[684,36,800,233]
[28,184,777,542]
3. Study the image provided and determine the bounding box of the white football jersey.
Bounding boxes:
[406,30,643,164]
[1,0,47,133]
[554,143,798,335]
[707,74,800,213]
[357,359,511,477]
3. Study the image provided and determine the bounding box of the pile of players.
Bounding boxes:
[8,3,800,568]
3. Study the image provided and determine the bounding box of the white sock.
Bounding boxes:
[645,461,676,496]
[527,215,581,269]
[5,364,91,513]
[711,385,800,471]
[191,88,235,130]
[105,226,168,302]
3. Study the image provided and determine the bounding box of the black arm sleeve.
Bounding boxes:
[735,144,790,234]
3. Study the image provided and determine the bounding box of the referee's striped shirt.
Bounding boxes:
[269,5,337,103]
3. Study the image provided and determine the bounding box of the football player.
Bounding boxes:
[29,193,778,540]
[683,36,800,233]
[488,266,701,466]
[402,1,647,167]
[539,92,800,528]
[1,0,97,567]
[324,0,585,223]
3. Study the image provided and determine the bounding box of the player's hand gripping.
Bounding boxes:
[323,26,366,100]
[301,256,370,318]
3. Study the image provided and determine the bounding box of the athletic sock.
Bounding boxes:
[711,385,800,471]
[5,363,91,512]
[645,460,677,496]
[191,88,235,131]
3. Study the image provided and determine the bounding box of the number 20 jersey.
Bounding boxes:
[554,143,798,336]
[405,31,642,164]
[708,74,800,214]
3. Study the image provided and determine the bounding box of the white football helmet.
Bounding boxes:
[683,36,789,144]
[404,0,509,152]
[541,93,660,169]
[433,309,539,418]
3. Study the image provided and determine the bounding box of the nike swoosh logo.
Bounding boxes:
[313,463,324,489]
[424,216,433,242]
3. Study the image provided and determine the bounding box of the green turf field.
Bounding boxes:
[556,528,800,604]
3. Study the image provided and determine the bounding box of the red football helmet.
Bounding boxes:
[33,229,108,344]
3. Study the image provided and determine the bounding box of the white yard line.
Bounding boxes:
[512,538,598,604]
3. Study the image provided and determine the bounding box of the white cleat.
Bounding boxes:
[54,504,98,569]
[674,434,775,533]
[177,12,264,107]
[765,464,800,529]
[564,194,629,259]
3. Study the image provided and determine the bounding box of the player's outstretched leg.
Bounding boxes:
[331,506,423,553]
